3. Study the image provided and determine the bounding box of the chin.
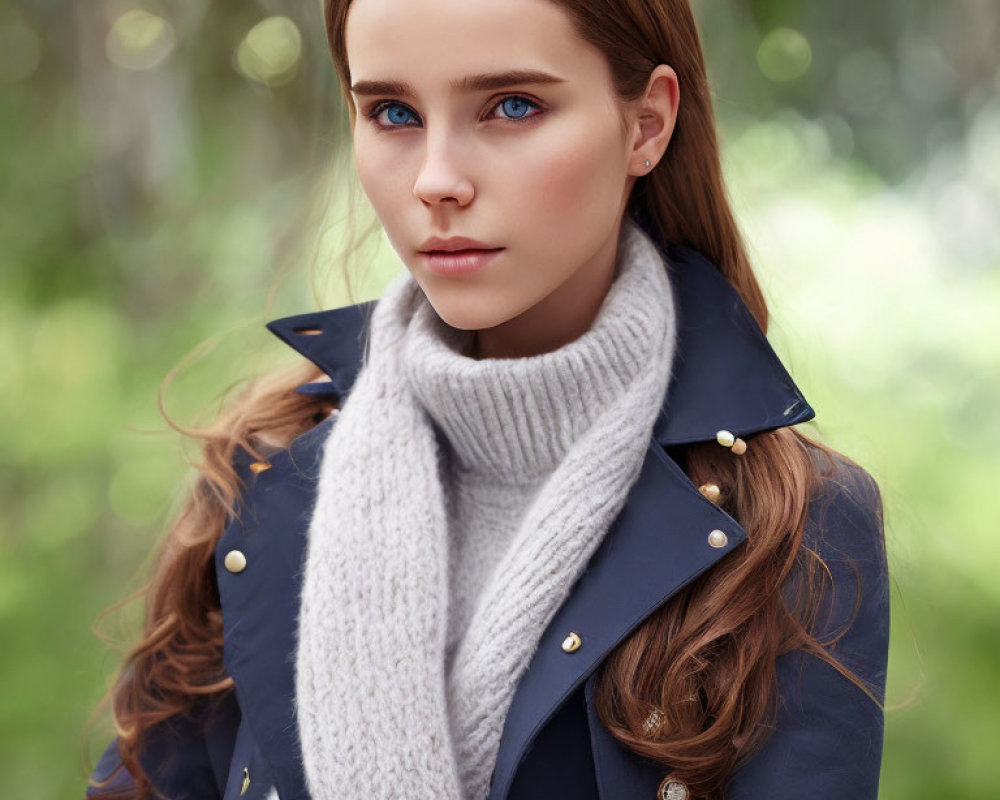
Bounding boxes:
[433,306,496,333]
[423,294,508,333]
[412,281,498,330]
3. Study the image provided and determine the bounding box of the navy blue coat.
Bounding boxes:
[87,243,890,800]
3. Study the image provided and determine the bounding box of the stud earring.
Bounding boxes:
[644,159,651,168]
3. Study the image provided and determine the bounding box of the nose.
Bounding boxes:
[413,135,474,207]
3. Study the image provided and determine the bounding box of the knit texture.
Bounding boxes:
[294,217,679,800]
[399,239,677,678]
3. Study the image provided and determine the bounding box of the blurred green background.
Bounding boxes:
[1,0,997,797]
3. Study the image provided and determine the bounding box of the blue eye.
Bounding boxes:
[375,103,417,127]
[496,96,534,120]
[366,94,542,129]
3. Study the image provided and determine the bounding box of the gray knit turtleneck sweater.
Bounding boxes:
[401,253,673,680]
[294,217,678,800]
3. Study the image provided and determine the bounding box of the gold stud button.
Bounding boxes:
[249,461,271,474]
[698,483,721,503]
[240,766,250,796]
[658,776,689,800]
[561,632,582,652]
[224,550,247,573]
[707,529,728,548]
[715,429,735,448]
[731,437,747,455]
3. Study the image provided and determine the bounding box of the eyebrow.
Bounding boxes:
[349,69,566,98]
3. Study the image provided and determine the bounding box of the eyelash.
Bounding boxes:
[364,94,544,130]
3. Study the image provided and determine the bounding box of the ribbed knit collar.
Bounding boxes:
[402,218,675,485]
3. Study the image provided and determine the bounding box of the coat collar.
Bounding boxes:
[264,242,814,448]
[215,242,814,800]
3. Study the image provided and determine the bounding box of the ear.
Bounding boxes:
[629,64,680,176]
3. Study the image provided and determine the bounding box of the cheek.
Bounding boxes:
[518,120,624,226]
[354,144,393,211]
[353,126,414,212]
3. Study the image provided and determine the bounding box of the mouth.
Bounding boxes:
[420,247,505,276]
[421,248,503,255]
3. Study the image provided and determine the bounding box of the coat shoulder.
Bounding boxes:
[791,445,890,694]
[725,449,890,798]
[806,447,885,545]
[230,414,335,483]
[224,415,335,522]
[800,447,888,608]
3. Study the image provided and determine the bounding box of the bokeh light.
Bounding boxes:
[105,9,177,71]
[235,16,302,87]
[757,27,812,82]
[0,7,42,84]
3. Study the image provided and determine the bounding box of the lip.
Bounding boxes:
[420,247,504,276]
[419,235,499,252]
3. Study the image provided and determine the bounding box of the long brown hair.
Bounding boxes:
[86,1,883,798]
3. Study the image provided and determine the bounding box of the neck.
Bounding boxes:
[401,216,677,483]
[465,222,622,360]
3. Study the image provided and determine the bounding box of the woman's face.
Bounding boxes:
[344,0,673,357]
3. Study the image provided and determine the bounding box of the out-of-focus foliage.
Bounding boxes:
[0,0,996,798]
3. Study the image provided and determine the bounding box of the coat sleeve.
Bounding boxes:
[725,456,891,799]
[86,691,242,799]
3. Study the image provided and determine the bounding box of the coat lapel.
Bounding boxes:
[485,437,748,800]
[215,242,814,800]
[215,420,332,800]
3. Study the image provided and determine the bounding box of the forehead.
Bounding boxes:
[344,0,602,90]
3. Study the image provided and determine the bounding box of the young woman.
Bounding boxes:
[85,1,890,799]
